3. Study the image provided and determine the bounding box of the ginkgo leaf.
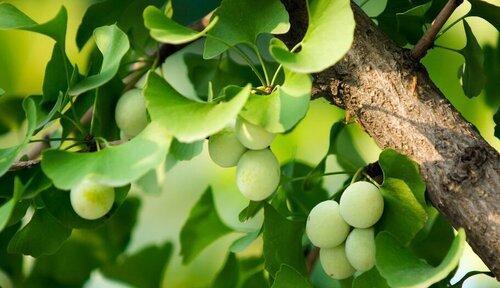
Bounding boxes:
[468,0,500,31]
[0,98,38,177]
[269,0,355,73]
[144,5,218,44]
[69,25,129,96]
[458,20,486,98]
[203,0,290,59]
[396,2,432,44]
[0,178,24,233]
[41,122,171,190]
[376,229,466,288]
[144,72,251,142]
[239,69,311,133]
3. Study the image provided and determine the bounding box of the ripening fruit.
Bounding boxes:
[208,129,247,167]
[115,89,148,138]
[236,149,280,201]
[306,200,350,248]
[339,181,384,228]
[235,117,276,150]
[345,228,376,271]
[320,244,356,280]
[70,180,115,220]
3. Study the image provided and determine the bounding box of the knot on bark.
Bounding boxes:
[448,146,489,184]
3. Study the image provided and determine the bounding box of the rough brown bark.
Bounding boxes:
[283,0,500,277]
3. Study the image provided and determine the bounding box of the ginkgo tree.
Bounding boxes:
[0,0,498,287]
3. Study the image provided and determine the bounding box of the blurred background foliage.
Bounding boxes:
[0,0,498,287]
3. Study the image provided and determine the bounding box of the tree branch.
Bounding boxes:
[411,0,464,60]
[283,0,500,277]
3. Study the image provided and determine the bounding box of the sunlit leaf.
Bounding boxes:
[169,138,204,161]
[69,25,130,96]
[269,0,354,73]
[458,20,486,98]
[376,229,466,288]
[180,187,233,264]
[144,72,251,142]
[144,6,217,44]
[204,0,290,59]
[240,70,311,133]
[468,0,500,31]
[229,229,260,253]
[41,122,171,190]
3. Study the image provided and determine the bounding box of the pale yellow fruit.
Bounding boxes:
[208,129,247,167]
[236,149,280,201]
[235,117,276,150]
[115,89,148,138]
[345,228,376,271]
[70,180,115,220]
[320,244,356,280]
[306,200,350,248]
[339,181,384,228]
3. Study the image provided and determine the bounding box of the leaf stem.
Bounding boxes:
[288,171,351,183]
[270,43,301,86]
[434,44,461,53]
[363,172,381,188]
[29,137,82,143]
[251,45,270,85]
[350,167,364,184]
[436,15,465,39]
[59,113,86,135]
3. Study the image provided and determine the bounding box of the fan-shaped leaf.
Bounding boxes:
[144,72,251,142]
[269,0,354,73]
[41,122,171,190]
[458,20,486,98]
[272,265,312,288]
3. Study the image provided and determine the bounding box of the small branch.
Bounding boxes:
[410,0,464,60]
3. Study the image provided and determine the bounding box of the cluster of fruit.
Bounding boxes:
[306,181,384,279]
[209,118,280,201]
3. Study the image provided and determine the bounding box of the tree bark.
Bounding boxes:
[283,0,500,277]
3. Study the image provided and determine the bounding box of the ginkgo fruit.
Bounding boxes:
[320,244,356,280]
[115,89,148,138]
[345,227,376,271]
[236,149,280,201]
[235,117,276,150]
[70,180,115,220]
[208,129,247,167]
[306,200,350,248]
[339,181,384,228]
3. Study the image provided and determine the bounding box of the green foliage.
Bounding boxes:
[0,96,24,134]
[269,0,355,73]
[395,2,432,45]
[180,187,233,264]
[352,268,389,288]
[468,0,500,31]
[0,178,24,233]
[169,138,204,161]
[212,253,239,288]
[144,72,251,142]
[458,21,486,98]
[41,123,170,190]
[272,265,312,288]
[376,229,466,287]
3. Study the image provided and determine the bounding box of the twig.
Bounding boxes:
[410,0,464,60]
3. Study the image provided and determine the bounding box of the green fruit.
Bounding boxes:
[115,89,148,138]
[70,180,115,220]
[339,181,384,228]
[320,244,356,280]
[306,200,350,248]
[208,129,247,167]
[236,149,280,201]
[345,228,376,271]
[235,117,276,150]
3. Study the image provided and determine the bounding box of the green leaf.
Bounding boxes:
[134,163,166,195]
[41,122,171,190]
[204,0,290,59]
[0,165,51,199]
[379,149,426,206]
[144,5,218,44]
[272,265,312,288]
[180,187,233,264]
[43,44,71,102]
[483,37,499,108]
[352,268,389,288]
[0,96,24,134]
[229,229,261,253]
[327,121,366,173]
[376,178,427,245]
[171,0,222,25]
[0,88,4,95]
[0,178,24,232]
[170,138,204,161]
[269,0,355,73]
[76,0,164,49]
[242,271,269,288]
[0,98,37,177]
[40,185,131,229]
[263,205,307,277]
[468,0,500,31]
[211,253,239,288]
[0,223,24,285]
[396,2,432,45]
[144,72,251,142]
[376,229,466,288]
[410,208,454,266]
[240,70,311,133]
[8,208,71,257]
[0,3,67,44]
[101,242,173,288]
[239,200,265,222]
[69,25,130,96]
[458,20,486,98]
[90,76,124,140]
